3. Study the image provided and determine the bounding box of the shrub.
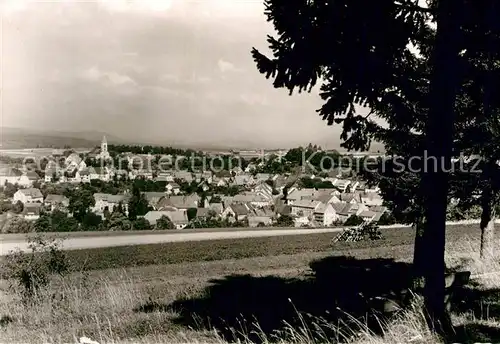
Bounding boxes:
[344,214,364,226]
[333,222,383,243]
[1,216,34,234]
[3,234,69,302]
[156,215,175,230]
[133,217,152,230]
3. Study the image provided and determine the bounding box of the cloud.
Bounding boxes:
[97,0,174,13]
[80,67,136,87]
[218,59,242,73]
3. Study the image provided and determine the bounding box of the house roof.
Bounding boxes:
[229,203,252,216]
[369,205,387,213]
[340,193,361,203]
[78,169,90,176]
[142,192,168,203]
[232,193,268,203]
[93,193,130,203]
[196,208,212,218]
[25,171,40,180]
[359,210,377,219]
[314,203,332,214]
[156,194,199,210]
[45,194,69,204]
[23,203,42,215]
[291,199,321,209]
[144,210,188,225]
[18,188,43,198]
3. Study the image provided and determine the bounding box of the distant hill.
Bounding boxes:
[0,127,123,149]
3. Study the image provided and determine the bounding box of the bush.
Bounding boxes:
[1,216,34,234]
[133,217,152,230]
[344,215,364,226]
[3,235,69,302]
[333,222,383,243]
[377,212,396,225]
[156,215,175,230]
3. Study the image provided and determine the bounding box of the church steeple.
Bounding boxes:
[101,136,108,154]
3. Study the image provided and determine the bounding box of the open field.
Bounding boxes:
[0,224,478,271]
[2,223,500,343]
[0,148,90,158]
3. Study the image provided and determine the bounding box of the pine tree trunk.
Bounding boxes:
[419,0,462,335]
[480,190,496,260]
[412,218,426,289]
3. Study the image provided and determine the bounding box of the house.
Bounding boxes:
[0,167,23,186]
[254,173,272,183]
[89,167,111,181]
[173,171,193,183]
[333,202,368,222]
[156,172,175,182]
[156,194,203,211]
[194,207,213,221]
[232,193,271,207]
[368,205,388,214]
[248,208,274,227]
[92,193,130,215]
[13,188,44,204]
[44,167,58,183]
[142,192,168,208]
[290,200,322,218]
[222,203,253,222]
[286,188,318,205]
[252,182,274,200]
[313,203,339,226]
[359,210,378,223]
[294,215,311,227]
[65,153,85,172]
[22,203,42,220]
[75,169,91,183]
[18,171,40,187]
[144,210,189,229]
[333,179,352,192]
[44,194,70,211]
[166,182,181,195]
[232,175,253,187]
[340,192,362,204]
[155,175,169,183]
[360,192,384,206]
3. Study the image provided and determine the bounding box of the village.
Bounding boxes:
[0,136,389,232]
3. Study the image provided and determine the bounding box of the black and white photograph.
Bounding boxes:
[1,0,500,343]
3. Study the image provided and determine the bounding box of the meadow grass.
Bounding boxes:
[1,224,499,343]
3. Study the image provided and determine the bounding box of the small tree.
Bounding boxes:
[275,214,294,227]
[187,208,198,221]
[344,215,364,227]
[377,212,397,226]
[12,201,24,214]
[3,235,69,302]
[133,217,152,230]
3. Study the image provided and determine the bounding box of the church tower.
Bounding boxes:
[101,136,108,154]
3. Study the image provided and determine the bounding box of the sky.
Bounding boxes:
[1,0,371,149]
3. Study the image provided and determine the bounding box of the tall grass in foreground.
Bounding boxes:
[0,236,499,344]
